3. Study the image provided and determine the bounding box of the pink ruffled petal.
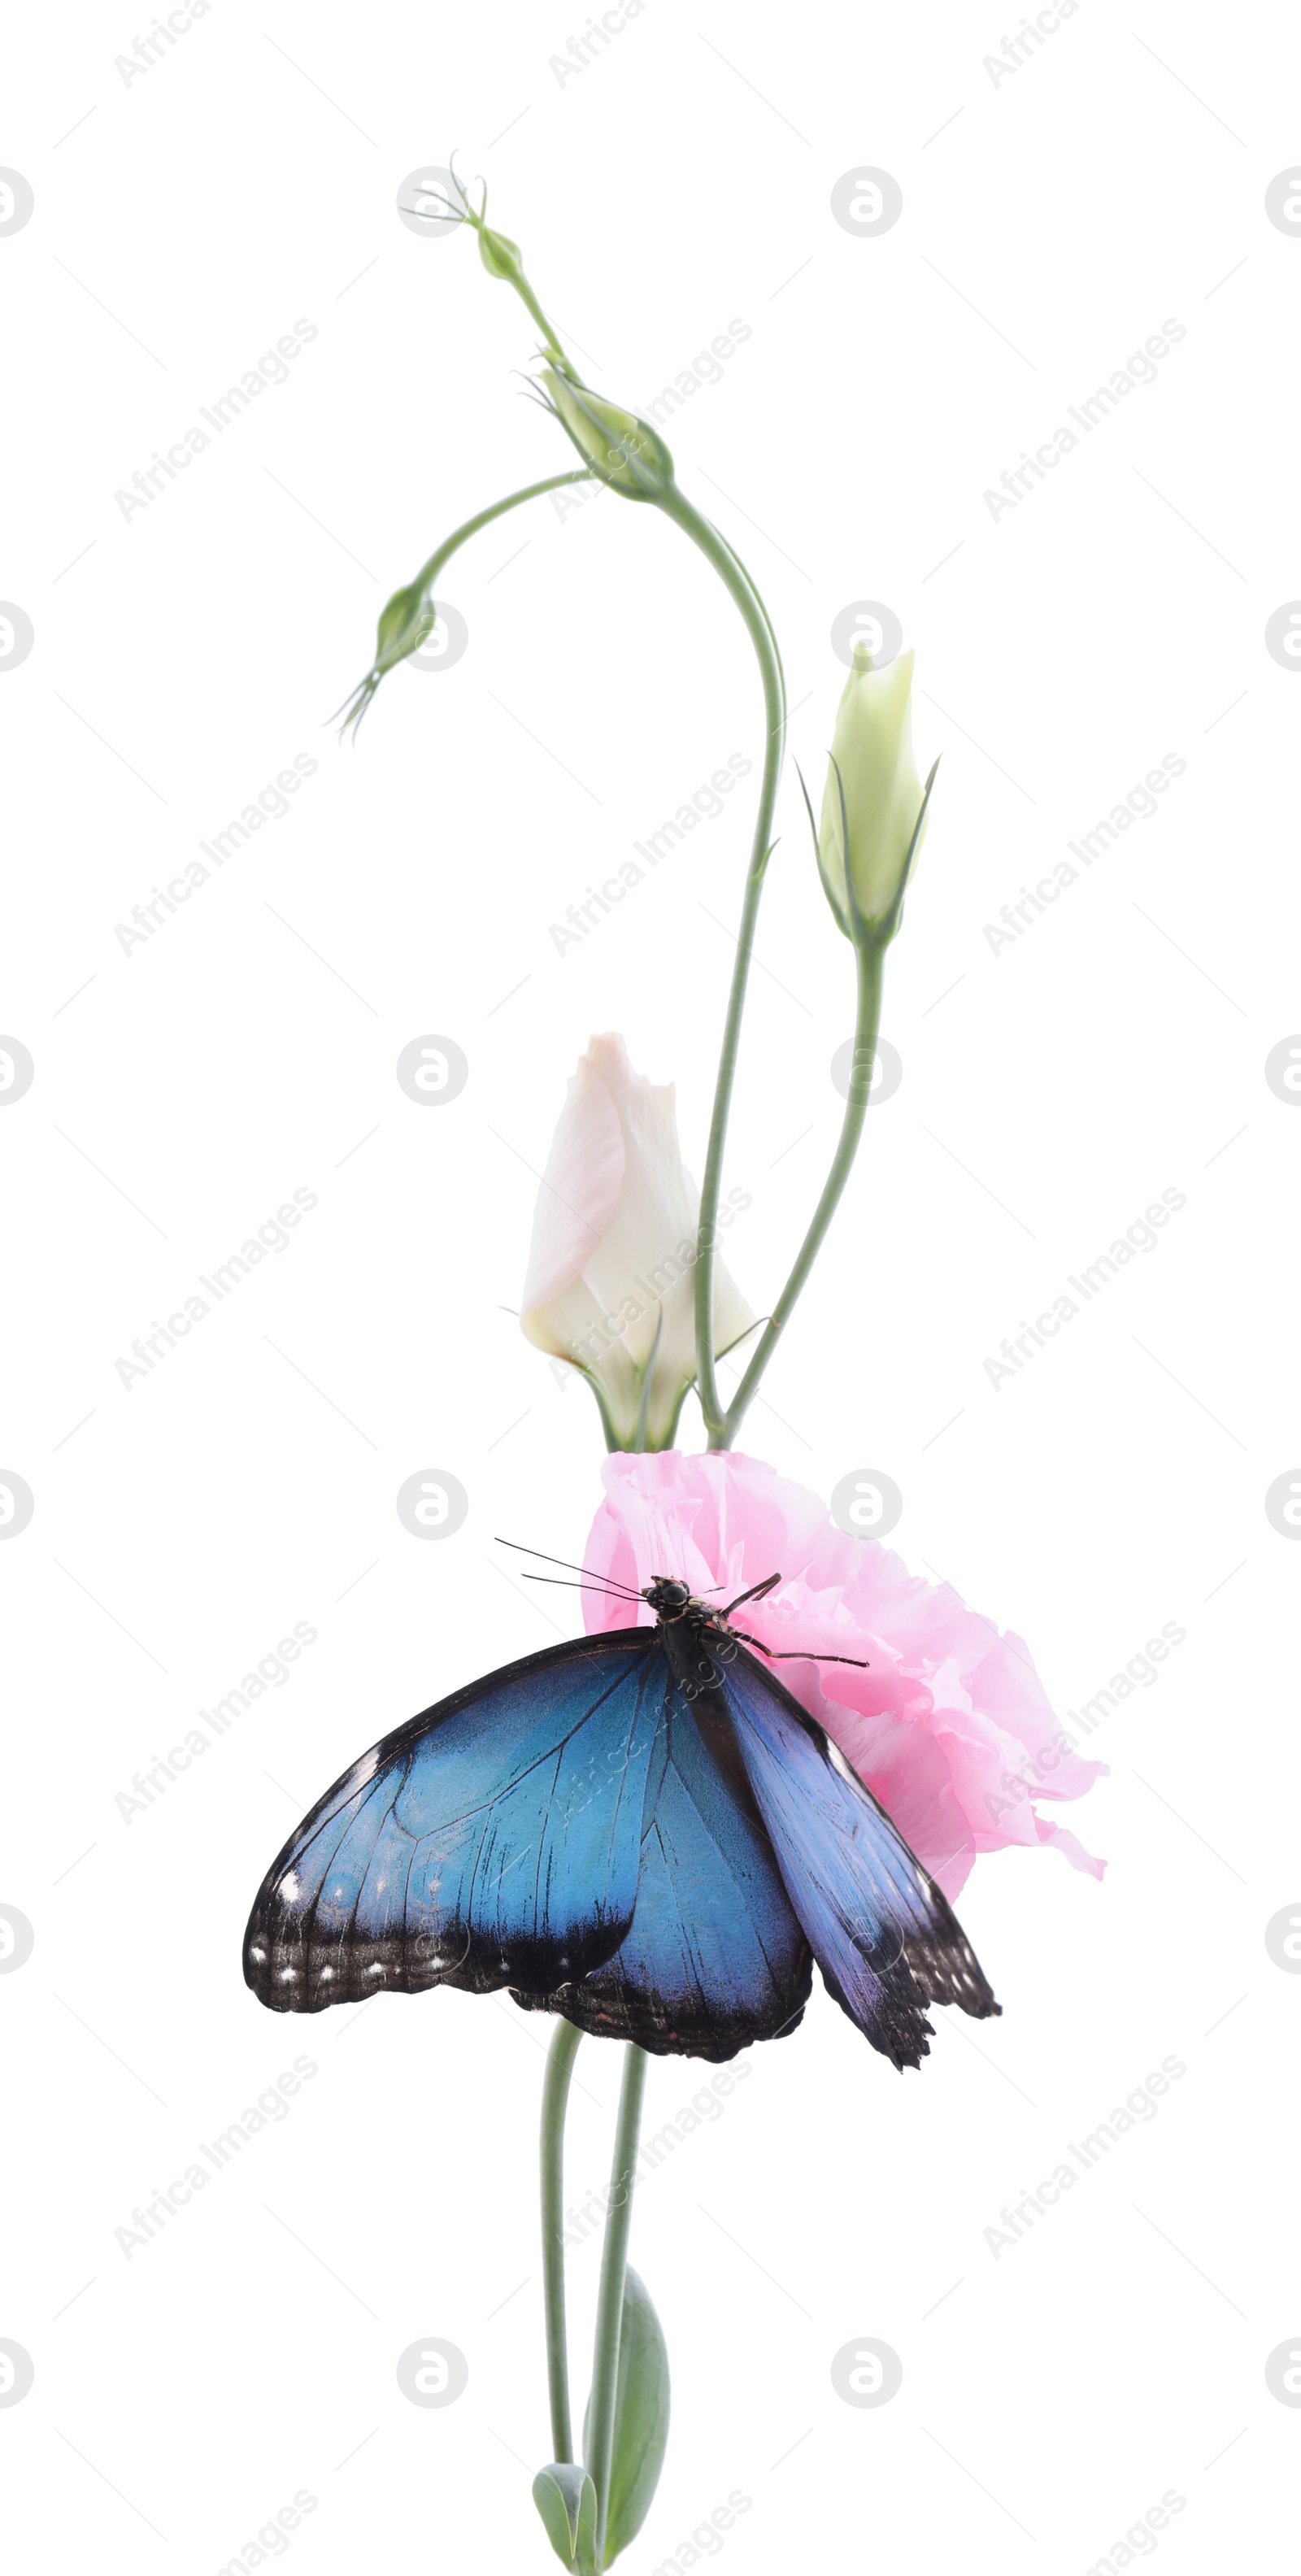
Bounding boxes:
[583,1449,1105,1896]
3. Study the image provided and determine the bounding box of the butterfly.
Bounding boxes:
[243,1555,999,2069]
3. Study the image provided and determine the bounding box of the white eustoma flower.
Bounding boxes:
[521,1034,755,1450]
[817,644,930,935]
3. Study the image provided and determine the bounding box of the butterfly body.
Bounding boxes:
[243,1574,999,2069]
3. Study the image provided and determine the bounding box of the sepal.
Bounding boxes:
[532,2463,598,2572]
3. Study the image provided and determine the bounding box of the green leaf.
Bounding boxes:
[532,2464,598,2571]
[581,2269,671,2565]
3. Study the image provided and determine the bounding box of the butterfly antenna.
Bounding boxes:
[519,1575,646,1600]
[494,1538,643,1599]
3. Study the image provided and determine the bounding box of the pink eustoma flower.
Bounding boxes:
[582,1449,1104,1902]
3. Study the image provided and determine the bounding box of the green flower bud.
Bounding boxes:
[540,368,675,500]
[817,644,932,938]
[373,577,436,675]
[477,222,524,284]
[333,577,437,738]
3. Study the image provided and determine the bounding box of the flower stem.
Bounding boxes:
[719,937,886,1448]
[407,472,593,605]
[540,2017,584,2464]
[587,2041,649,2564]
[655,485,786,1445]
[341,471,594,733]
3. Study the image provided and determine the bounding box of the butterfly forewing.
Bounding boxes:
[243,1633,661,2011]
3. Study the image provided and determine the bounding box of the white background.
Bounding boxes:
[2,2,1299,2569]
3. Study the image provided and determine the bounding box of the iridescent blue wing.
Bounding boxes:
[513,1686,813,2064]
[722,1650,1000,2069]
[243,1632,661,2012]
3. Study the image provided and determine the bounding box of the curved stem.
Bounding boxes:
[540,2017,584,2464]
[720,938,885,1447]
[407,471,591,603]
[342,471,594,732]
[587,2042,649,2564]
[655,485,787,1442]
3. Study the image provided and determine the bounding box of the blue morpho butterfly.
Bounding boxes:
[243,1546,999,2068]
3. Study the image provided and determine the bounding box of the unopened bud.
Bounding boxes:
[477,223,524,285]
[540,369,674,501]
[373,578,437,675]
[817,645,933,938]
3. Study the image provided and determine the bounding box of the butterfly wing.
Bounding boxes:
[243,1631,661,2012]
[721,1649,999,2069]
[513,1681,813,2064]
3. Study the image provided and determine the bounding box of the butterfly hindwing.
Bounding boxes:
[722,1649,1000,2069]
[515,1681,812,2062]
[243,1633,661,2012]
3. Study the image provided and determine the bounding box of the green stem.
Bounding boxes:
[720,938,885,1447]
[407,471,593,615]
[504,268,570,368]
[655,486,787,1444]
[342,471,594,732]
[587,2042,649,2564]
[540,2018,584,2464]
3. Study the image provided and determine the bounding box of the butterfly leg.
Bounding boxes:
[729,1627,868,1669]
[723,1573,783,1616]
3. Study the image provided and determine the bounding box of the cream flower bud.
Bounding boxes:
[817,645,932,938]
[521,1035,755,1451]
